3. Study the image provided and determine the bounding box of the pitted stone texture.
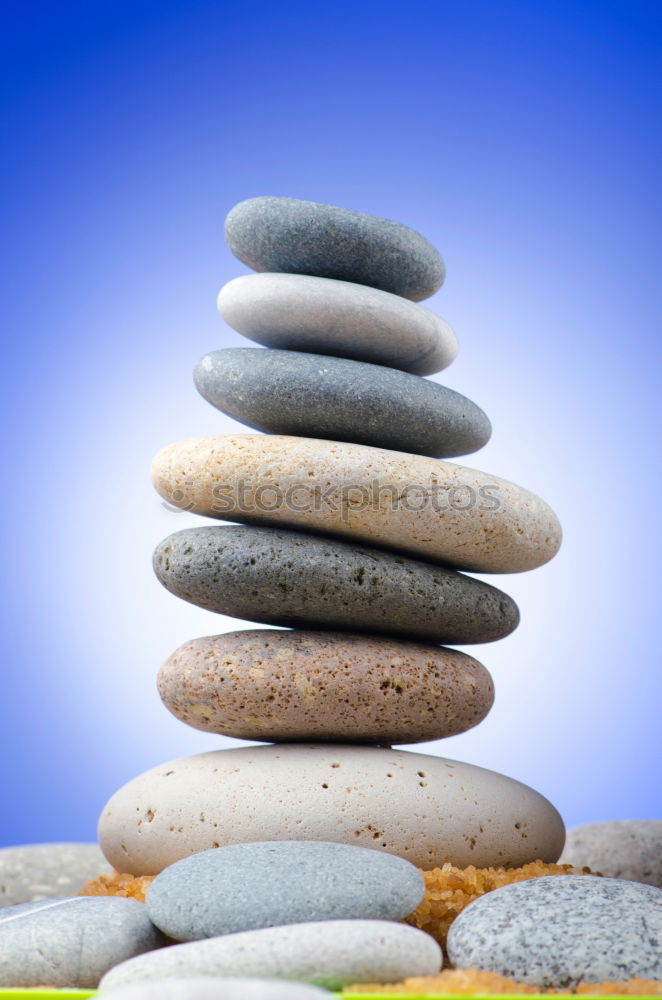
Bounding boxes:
[446,875,662,989]
[158,630,494,744]
[151,435,562,574]
[145,841,425,941]
[193,349,490,459]
[0,896,165,988]
[0,842,113,908]
[224,197,446,301]
[100,920,443,991]
[97,744,565,876]
[217,273,457,375]
[101,979,334,1000]
[559,820,662,887]
[152,526,519,645]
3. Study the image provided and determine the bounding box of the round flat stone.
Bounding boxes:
[559,820,662,887]
[102,979,333,1000]
[97,744,565,876]
[158,630,494,743]
[151,435,562,574]
[152,526,519,645]
[446,874,662,989]
[224,197,445,301]
[217,273,457,375]
[193,349,490,459]
[99,920,442,991]
[0,896,165,988]
[145,841,425,941]
[0,842,113,908]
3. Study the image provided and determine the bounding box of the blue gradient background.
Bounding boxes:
[2,0,660,847]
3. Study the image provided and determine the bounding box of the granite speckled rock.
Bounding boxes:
[145,841,425,941]
[224,197,446,301]
[0,896,165,988]
[99,920,443,991]
[152,526,519,645]
[157,630,495,744]
[193,349,490,459]
[446,875,662,989]
[0,842,113,908]
[217,273,457,375]
[559,820,662,887]
[97,744,565,875]
[101,979,333,1000]
[151,435,562,574]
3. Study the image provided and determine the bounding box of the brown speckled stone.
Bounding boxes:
[157,630,495,744]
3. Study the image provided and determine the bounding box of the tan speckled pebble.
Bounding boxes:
[150,435,561,573]
[157,630,495,744]
[97,745,565,875]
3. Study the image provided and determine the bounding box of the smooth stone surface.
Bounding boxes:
[100,920,443,991]
[158,630,495,744]
[559,820,662,887]
[146,841,425,941]
[102,978,333,1000]
[152,526,519,645]
[224,197,446,301]
[98,744,565,876]
[0,896,165,988]
[194,349,490,459]
[151,434,562,573]
[0,842,113,908]
[217,273,458,375]
[447,875,662,989]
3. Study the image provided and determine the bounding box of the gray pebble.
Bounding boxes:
[446,874,662,989]
[217,273,457,375]
[0,842,113,908]
[145,841,425,941]
[0,896,166,988]
[152,525,520,645]
[100,919,442,991]
[194,349,490,459]
[100,978,333,1000]
[224,197,445,301]
[559,820,662,887]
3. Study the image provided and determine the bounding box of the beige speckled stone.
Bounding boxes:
[97,745,565,875]
[157,630,495,744]
[151,435,561,574]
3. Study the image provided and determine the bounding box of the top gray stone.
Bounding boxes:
[446,874,662,989]
[101,978,333,1000]
[145,841,425,942]
[0,842,113,908]
[559,820,662,887]
[224,197,446,301]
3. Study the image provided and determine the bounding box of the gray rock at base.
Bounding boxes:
[194,349,490,459]
[224,197,445,301]
[559,820,662,887]
[0,896,166,988]
[100,919,443,991]
[446,874,662,989]
[217,273,457,375]
[145,841,425,941]
[100,978,333,999]
[153,525,520,645]
[0,842,113,908]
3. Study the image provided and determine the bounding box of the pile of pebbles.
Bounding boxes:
[0,198,660,995]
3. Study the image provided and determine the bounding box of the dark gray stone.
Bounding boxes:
[145,841,425,942]
[194,349,490,459]
[224,197,445,301]
[0,896,166,988]
[99,920,443,991]
[559,820,662,887]
[102,979,333,1000]
[0,842,113,908]
[152,525,519,645]
[446,874,662,989]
